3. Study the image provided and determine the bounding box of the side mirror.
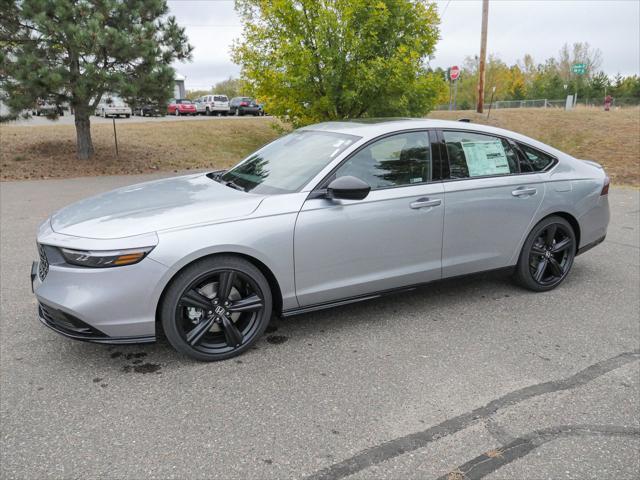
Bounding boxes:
[326,176,371,201]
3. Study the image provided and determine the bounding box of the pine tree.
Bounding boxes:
[0,0,192,159]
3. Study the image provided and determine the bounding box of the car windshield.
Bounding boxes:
[219,130,360,195]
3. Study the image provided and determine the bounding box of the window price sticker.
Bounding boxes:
[461,140,510,176]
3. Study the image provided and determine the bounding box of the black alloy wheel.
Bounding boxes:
[161,256,272,361]
[515,216,576,291]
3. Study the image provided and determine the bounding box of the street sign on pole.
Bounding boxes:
[449,65,460,81]
[572,63,586,75]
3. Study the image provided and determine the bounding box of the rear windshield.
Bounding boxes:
[214,96,228,102]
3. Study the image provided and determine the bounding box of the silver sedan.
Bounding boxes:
[32,119,610,361]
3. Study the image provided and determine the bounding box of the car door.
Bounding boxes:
[439,129,545,277]
[294,130,444,307]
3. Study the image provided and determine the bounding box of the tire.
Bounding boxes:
[514,215,576,292]
[160,255,273,361]
[125,114,130,118]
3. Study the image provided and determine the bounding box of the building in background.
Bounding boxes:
[174,73,186,99]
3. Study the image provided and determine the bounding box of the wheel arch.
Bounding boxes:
[547,211,581,252]
[154,251,284,338]
[512,210,582,266]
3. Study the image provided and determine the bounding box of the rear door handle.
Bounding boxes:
[410,197,442,209]
[512,187,537,197]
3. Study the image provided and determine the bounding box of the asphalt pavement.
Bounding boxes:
[1,174,638,479]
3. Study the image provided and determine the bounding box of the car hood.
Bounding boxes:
[50,173,264,239]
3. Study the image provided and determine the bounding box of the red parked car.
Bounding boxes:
[167,99,197,116]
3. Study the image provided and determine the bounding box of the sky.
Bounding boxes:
[167,0,640,91]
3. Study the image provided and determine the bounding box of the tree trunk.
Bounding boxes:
[74,107,94,160]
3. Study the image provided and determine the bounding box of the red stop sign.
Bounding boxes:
[449,65,460,81]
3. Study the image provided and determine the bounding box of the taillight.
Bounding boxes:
[601,176,610,196]
[240,102,248,106]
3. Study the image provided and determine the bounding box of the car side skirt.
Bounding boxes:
[281,266,515,317]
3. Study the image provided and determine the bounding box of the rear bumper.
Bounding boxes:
[103,108,131,115]
[577,234,606,256]
[239,107,260,114]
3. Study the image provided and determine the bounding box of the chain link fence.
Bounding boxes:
[436,96,640,111]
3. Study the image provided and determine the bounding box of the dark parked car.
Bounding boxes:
[133,104,163,117]
[229,97,261,116]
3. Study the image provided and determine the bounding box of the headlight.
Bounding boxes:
[60,246,154,268]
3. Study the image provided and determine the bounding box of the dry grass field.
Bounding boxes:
[1,118,283,181]
[1,107,638,185]
[429,107,640,186]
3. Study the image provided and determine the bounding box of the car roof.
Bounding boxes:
[301,118,565,157]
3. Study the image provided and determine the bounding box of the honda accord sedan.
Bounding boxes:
[32,119,610,361]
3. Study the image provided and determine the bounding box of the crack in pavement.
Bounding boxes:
[304,350,640,480]
[435,424,640,480]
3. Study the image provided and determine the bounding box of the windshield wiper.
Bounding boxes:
[223,180,246,192]
[207,171,245,191]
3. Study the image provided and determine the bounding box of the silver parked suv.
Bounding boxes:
[197,94,230,116]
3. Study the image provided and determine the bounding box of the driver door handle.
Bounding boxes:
[410,198,441,209]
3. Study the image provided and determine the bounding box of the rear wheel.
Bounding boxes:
[161,256,272,361]
[514,216,576,291]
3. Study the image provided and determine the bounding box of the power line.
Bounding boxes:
[441,0,453,19]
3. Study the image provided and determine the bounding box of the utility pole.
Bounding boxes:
[476,0,489,113]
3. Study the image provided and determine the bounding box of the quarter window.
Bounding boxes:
[334,132,431,189]
[517,143,555,171]
[443,131,519,178]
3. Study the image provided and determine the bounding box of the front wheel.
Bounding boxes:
[514,216,576,292]
[160,256,273,361]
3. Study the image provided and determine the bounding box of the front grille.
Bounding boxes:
[38,243,49,280]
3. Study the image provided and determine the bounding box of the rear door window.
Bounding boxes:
[517,143,555,171]
[443,130,519,178]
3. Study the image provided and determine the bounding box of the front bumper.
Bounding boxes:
[38,301,155,344]
[32,232,169,342]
